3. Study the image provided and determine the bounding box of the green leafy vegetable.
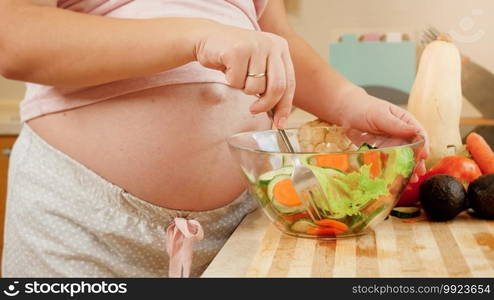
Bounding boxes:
[383,147,415,185]
[310,165,389,218]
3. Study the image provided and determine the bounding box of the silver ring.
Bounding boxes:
[247,72,266,78]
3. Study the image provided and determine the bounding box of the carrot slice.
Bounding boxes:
[361,195,389,215]
[273,178,302,207]
[281,212,310,222]
[314,219,349,231]
[306,226,344,236]
[466,132,494,174]
[312,154,349,171]
[363,151,381,177]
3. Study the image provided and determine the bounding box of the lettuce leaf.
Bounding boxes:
[312,165,389,217]
[304,148,414,218]
[383,147,415,185]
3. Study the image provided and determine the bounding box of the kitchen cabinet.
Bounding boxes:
[0,135,16,276]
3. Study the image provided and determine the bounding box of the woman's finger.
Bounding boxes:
[271,50,295,128]
[249,53,286,116]
[223,48,250,89]
[410,173,419,183]
[406,114,430,177]
[391,105,430,160]
[409,159,426,183]
[244,52,267,95]
[371,104,417,138]
[415,159,427,176]
[374,103,431,169]
[410,123,430,161]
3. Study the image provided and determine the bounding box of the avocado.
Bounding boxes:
[468,174,494,219]
[419,175,467,221]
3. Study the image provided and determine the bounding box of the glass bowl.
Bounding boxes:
[227,126,424,239]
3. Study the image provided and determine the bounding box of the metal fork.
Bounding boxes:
[420,26,442,46]
[267,110,325,222]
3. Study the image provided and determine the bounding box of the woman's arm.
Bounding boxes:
[259,0,428,177]
[258,0,358,124]
[0,0,295,126]
[0,0,211,87]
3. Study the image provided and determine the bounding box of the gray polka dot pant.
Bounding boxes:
[2,124,258,277]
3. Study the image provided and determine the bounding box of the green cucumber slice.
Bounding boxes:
[391,207,421,218]
[250,185,270,207]
[271,200,306,215]
[259,167,293,186]
[290,218,315,233]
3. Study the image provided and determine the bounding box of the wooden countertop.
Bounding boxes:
[202,103,494,278]
[202,209,494,277]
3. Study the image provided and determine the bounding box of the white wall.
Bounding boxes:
[1,0,493,102]
[287,0,494,72]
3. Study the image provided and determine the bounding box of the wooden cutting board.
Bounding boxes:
[202,209,494,277]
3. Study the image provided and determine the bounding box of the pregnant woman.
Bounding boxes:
[0,0,428,277]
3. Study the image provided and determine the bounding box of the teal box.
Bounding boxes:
[329,34,416,98]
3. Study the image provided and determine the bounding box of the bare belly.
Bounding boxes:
[28,83,271,210]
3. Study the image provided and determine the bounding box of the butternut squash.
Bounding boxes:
[408,35,463,168]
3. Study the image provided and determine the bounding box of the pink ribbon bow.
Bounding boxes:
[166,217,204,278]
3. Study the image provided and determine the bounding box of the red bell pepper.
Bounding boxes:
[396,172,435,206]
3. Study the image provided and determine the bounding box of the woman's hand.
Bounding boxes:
[335,87,429,181]
[193,22,295,128]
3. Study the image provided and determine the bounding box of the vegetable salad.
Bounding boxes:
[245,145,416,238]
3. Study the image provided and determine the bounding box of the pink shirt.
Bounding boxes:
[20,0,268,122]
